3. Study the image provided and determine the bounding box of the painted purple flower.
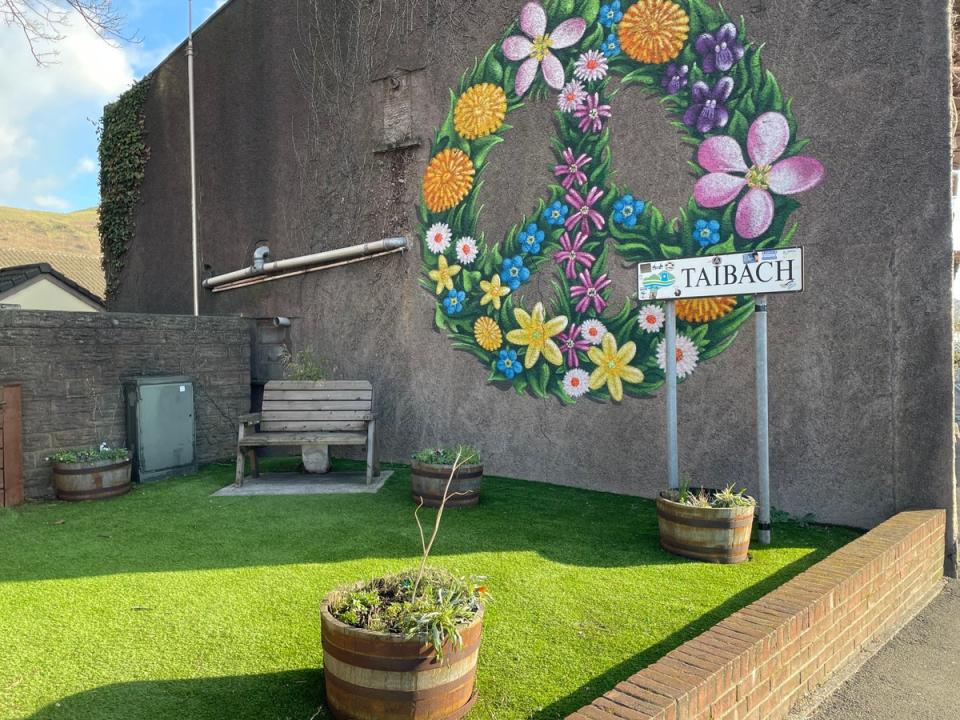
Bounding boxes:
[555,148,590,189]
[693,112,825,239]
[564,186,605,235]
[661,63,689,94]
[502,2,587,97]
[683,77,733,134]
[573,93,611,134]
[556,324,591,368]
[695,23,745,74]
[570,270,613,314]
[552,230,596,280]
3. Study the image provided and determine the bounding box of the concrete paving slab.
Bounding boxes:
[211,470,392,496]
[792,579,959,720]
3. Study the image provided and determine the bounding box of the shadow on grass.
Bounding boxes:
[0,458,857,584]
[530,551,831,719]
[24,669,326,720]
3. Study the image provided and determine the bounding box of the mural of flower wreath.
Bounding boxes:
[418,0,824,404]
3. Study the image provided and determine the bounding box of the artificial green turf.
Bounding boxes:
[0,460,859,720]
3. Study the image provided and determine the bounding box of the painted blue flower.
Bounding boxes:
[612,194,646,228]
[497,349,522,379]
[443,289,466,315]
[693,219,721,247]
[501,255,531,289]
[518,223,545,254]
[599,1,622,28]
[542,202,569,227]
[602,33,621,57]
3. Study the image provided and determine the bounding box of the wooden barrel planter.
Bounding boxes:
[53,458,132,501]
[656,490,755,564]
[410,460,483,508]
[320,598,483,720]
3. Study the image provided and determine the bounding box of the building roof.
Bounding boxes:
[0,263,105,307]
[0,248,105,300]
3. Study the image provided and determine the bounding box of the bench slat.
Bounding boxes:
[264,381,372,391]
[264,390,372,401]
[261,410,372,421]
[261,400,371,411]
[240,432,367,446]
[261,421,368,432]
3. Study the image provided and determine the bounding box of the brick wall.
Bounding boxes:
[0,310,251,498]
[568,510,946,720]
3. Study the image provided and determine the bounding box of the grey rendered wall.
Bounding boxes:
[0,311,250,498]
[111,0,956,573]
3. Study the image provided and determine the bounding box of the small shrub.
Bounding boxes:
[47,447,129,464]
[412,445,480,465]
[280,348,327,381]
[668,480,756,509]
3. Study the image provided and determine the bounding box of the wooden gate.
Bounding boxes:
[0,384,23,507]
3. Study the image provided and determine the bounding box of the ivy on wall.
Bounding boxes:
[98,77,151,300]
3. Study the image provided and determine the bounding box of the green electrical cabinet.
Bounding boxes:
[124,376,197,482]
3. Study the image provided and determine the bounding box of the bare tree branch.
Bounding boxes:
[1,0,130,66]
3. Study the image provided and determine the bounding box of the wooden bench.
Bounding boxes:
[236,380,379,486]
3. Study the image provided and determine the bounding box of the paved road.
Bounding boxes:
[801,579,959,720]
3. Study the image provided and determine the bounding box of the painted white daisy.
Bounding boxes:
[455,236,478,264]
[425,222,452,254]
[579,319,607,345]
[562,368,590,398]
[557,80,587,113]
[638,304,665,333]
[574,50,609,82]
[656,334,700,379]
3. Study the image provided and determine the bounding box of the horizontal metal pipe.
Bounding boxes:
[202,237,408,288]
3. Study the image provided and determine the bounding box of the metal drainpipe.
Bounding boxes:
[187,0,200,316]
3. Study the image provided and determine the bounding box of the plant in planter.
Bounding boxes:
[47,444,132,501]
[657,479,757,564]
[321,449,488,720]
[410,445,483,507]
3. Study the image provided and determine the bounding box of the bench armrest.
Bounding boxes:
[238,413,262,425]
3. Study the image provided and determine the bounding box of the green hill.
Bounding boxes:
[0,206,100,255]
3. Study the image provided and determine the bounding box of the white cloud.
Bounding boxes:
[0,10,135,208]
[75,157,98,174]
[33,194,71,211]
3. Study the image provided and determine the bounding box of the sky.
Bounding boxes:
[0,0,227,213]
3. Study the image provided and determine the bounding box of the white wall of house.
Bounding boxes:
[0,276,102,312]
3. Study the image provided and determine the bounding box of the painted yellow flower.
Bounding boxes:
[676,296,737,323]
[474,317,503,352]
[618,0,689,64]
[422,148,475,213]
[428,255,461,294]
[505,302,568,369]
[454,83,507,140]
[588,333,645,402]
[479,274,510,310]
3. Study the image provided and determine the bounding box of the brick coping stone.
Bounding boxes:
[567,510,946,720]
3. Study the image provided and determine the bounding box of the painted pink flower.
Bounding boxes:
[552,230,595,279]
[570,270,612,314]
[555,148,590,189]
[573,93,611,133]
[558,80,587,112]
[565,186,605,235]
[556,324,591,367]
[502,2,587,97]
[693,112,825,239]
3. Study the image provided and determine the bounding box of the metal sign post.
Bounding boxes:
[755,295,771,544]
[638,247,805,545]
[665,300,679,489]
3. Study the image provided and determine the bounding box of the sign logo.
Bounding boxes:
[642,270,677,292]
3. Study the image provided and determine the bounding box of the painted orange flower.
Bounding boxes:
[455,83,507,140]
[618,0,689,64]
[423,148,476,213]
[676,296,737,323]
[474,317,503,352]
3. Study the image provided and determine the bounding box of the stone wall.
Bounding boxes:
[0,311,250,498]
[110,0,956,574]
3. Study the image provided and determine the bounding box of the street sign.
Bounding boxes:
[637,247,803,301]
